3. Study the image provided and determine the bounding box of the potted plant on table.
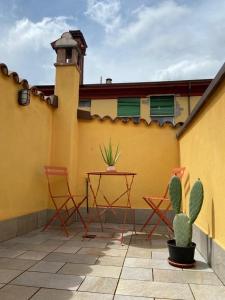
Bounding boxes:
[167,176,204,268]
[100,140,120,172]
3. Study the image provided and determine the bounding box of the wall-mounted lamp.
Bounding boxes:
[18,89,30,106]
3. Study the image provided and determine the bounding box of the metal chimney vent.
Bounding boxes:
[106,78,112,84]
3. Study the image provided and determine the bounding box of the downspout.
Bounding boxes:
[188,81,191,116]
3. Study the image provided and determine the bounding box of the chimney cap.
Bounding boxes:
[51,32,78,50]
[106,78,112,84]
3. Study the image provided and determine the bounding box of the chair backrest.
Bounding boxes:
[171,167,185,179]
[44,166,71,197]
[163,167,186,198]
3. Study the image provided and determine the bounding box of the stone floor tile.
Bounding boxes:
[0,239,64,253]
[154,269,222,285]
[80,240,108,248]
[185,260,213,272]
[77,248,106,256]
[190,283,225,300]
[11,271,84,290]
[47,234,74,241]
[43,253,98,264]
[116,279,194,299]
[151,251,168,260]
[32,289,113,300]
[30,239,64,252]
[106,241,128,249]
[0,269,23,283]
[29,261,65,273]
[79,276,118,294]
[114,296,153,300]
[121,267,152,281]
[126,247,151,258]
[54,245,81,254]
[0,284,38,300]
[30,288,76,300]
[78,247,127,257]
[10,235,49,245]
[17,251,49,260]
[59,263,121,278]
[0,248,25,258]
[75,291,113,299]
[83,231,113,238]
[61,240,88,248]
[103,248,127,257]
[0,258,36,270]
[124,257,176,270]
[96,256,125,266]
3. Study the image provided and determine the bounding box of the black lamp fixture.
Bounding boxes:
[18,89,30,106]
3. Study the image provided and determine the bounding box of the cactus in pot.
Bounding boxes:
[169,176,204,247]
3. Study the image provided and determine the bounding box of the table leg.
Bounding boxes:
[87,174,104,232]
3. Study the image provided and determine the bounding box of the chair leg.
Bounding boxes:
[140,210,155,232]
[42,209,69,237]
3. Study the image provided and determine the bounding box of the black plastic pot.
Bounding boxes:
[167,239,196,268]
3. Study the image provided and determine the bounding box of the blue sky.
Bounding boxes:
[0,0,225,84]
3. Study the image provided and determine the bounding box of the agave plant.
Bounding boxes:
[100,140,120,167]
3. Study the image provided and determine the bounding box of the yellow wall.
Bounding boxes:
[91,99,117,118]
[77,118,179,208]
[179,79,225,249]
[190,96,200,112]
[0,72,53,221]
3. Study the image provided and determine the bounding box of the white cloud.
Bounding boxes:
[153,59,221,81]
[110,1,189,46]
[85,0,225,83]
[0,17,75,84]
[0,0,224,84]
[85,0,121,32]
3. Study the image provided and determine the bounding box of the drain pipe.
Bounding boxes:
[188,81,191,116]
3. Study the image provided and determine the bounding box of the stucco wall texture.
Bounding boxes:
[179,78,225,249]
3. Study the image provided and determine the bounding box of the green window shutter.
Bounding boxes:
[117,98,140,117]
[150,95,174,116]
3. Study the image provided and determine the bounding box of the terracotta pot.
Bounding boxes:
[106,166,116,171]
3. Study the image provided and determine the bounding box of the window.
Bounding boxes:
[150,95,174,116]
[79,99,91,108]
[117,98,140,117]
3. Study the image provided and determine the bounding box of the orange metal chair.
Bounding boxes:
[141,167,185,239]
[43,166,87,236]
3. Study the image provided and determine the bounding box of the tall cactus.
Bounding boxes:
[169,176,204,247]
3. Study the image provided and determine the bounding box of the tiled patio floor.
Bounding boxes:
[0,223,224,300]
